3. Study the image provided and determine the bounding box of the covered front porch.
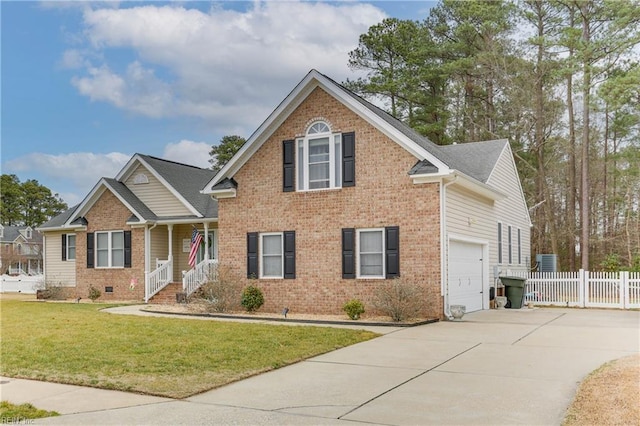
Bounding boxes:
[144,221,219,303]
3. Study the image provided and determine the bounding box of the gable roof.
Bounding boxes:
[0,225,43,244]
[202,69,506,199]
[39,155,217,231]
[118,154,217,218]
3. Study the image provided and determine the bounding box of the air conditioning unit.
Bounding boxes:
[536,254,557,272]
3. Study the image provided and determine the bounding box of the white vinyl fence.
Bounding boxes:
[509,270,640,309]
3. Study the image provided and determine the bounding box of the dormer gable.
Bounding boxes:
[20,226,33,239]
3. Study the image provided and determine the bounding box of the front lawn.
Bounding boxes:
[0,300,377,398]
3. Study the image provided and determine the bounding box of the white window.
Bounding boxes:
[260,233,283,278]
[96,231,124,268]
[66,234,76,261]
[357,228,385,278]
[297,121,341,191]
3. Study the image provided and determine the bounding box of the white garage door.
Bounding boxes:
[448,240,484,312]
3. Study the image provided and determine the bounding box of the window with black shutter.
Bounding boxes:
[342,131,355,187]
[283,140,295,192]
[86,233,94,268]
[385,226,400,278]
[342,228,355,279]
[247,232,258,278]
[283,231,296,279]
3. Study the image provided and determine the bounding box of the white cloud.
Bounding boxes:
[4,152,131,205]
[2,142,211,206]
[65,1,386,133]
[162,140,212,169]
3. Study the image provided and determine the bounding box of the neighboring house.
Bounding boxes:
[39,70,530,318]
[0,225,43,275]
[202,70,531,319]
[38,156,218,301]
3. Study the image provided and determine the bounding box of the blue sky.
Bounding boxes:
[2,1,435,206]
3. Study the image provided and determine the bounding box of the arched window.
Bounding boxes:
[296,121,341,190]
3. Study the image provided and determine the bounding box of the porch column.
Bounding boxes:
[204,223,209,261]
[167,224,174,261]
[167,224,174,283]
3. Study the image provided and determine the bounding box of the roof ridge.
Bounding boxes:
[136,153,211,171]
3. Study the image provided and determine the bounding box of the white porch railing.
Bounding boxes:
[509,270,640,309]
[145,259,173,303]
[183,259,218,297]
[8,267,27,276]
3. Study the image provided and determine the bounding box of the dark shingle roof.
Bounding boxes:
[37,206,79,230]
[1,225,43,243]
[439,140,506,183]
[137,154,218,217]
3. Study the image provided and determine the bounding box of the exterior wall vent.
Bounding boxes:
[133,173,149,184]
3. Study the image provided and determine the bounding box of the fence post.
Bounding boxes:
[579,269,586,307]
[621,271,629,309]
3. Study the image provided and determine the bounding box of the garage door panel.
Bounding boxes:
[449,241,484,312]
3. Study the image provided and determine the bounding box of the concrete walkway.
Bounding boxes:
[2,307,638,425]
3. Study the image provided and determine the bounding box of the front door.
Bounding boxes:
[196,231,217,264]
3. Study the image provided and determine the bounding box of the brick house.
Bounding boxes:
[38,155,218,302]
[204,70,531,319]
[39,70,530,318]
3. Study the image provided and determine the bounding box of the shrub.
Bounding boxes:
[194,265,243,313]
[241,285,264,312]
[88,286,101,302]
[343,299,365,320]
[373,277,425,322]
[36,280,66,300]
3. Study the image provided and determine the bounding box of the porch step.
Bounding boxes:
[148,282,184,304]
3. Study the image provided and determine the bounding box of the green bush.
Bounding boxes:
[241,285,264,312]
[88,285,101,302]
[343,299,365,320]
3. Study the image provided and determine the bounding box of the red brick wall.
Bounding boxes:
[75,190,146,301]
[218,87,443,318]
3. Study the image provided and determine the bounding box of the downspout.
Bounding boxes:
[441,175,458,320]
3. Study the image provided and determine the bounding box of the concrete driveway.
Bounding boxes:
[3,307,638,425]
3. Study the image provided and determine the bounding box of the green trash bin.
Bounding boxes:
[500,276,526,309]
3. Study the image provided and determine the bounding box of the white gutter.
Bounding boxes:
[441,176,458,320]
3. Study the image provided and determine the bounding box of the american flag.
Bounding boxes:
[188,228,203,268]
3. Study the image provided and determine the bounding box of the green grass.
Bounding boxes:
[0,300,377,398]
[0,401,59,420]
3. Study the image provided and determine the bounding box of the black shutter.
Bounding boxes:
[247,232,258,278]
[385,226,400,278]
[342,132,355,187]
[342,228,355,279]
[62,234,67,261]
[283,231,296,279]
[283,139,295,192]
[124,231,132,268]
[86,233,94,269]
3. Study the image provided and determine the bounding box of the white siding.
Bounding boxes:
[125,164,192,216]
[487,144,531,277]
[43,232,76,287]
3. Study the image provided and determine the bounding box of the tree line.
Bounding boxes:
[343,0,640,271]
[1,174,68,228]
